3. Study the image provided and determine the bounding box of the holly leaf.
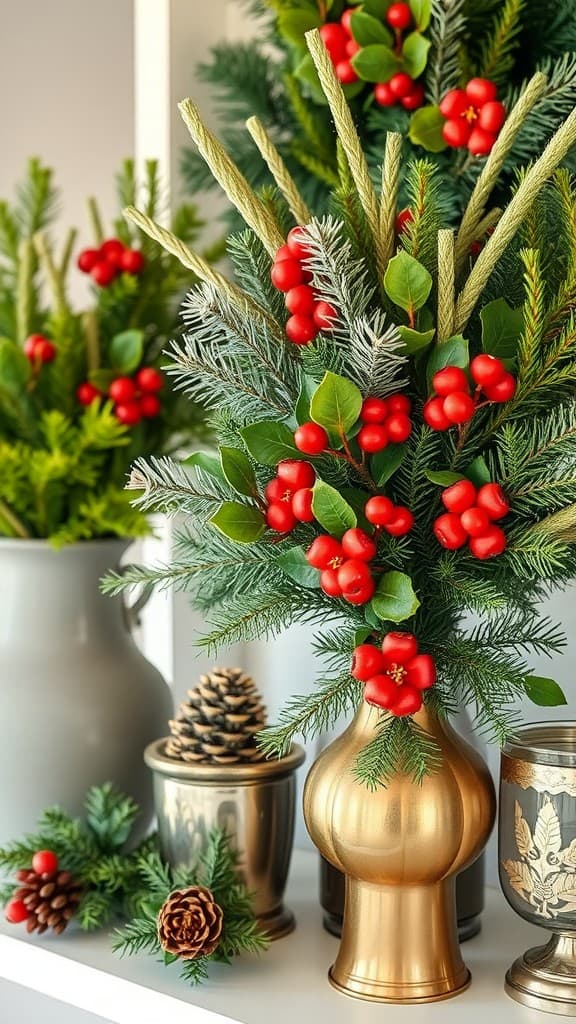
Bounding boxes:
[185,451,226,483]
[426,335,469,387]
[371,571,420,623]
[220,447,258,497]
[408,106,447,153]
[371,443,407,485]
[402,32,431,78]
[312,480,357,537]
[398,326,435,354]
[465,456,491,488]
[524,676,567,707]
[110,330,143,374]
[210,502,266,543]
[480,298,523,360]
[241,422,298,465]
[278,8,321,46]
[351,44,400,83]
[350,11,393,45]
[384,251,432,317]
[310,371,363,437]
[408,0,432,30]
[424,469,464,486]
[277,547,320,589]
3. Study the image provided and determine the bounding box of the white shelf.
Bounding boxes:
[0,849,550,1024]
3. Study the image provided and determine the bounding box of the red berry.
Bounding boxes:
[32,849,59,875]
[341,527,377,562]
[5,898,30,924]
[386,2,413,29]
[266,502,297,533]
[470,354,506,388]
[401,84,425,111]
[476,482,510,521]
[292,488,314,522]
[136,367,164,393]
[388,393,411,414]
[306,535,344,570]
[423,396,451,430]
[466,78,498,107]
[286,226,311,261]
[483,372,517,402]
[352,644,386,682]
[337,559,373,602]
[443,119,472,148]
[443,391,476,424]
[76,382,101,406]
[442,479,477,515]
[286,284,315,316]
[478,101,506,134]
[275,244,292,262]
[319,23,349,62]
[32,338,56,363]
[365,495,395,526]
[320,568,343,597]
[468,127,497,156]
[120,249,145,274]
[285,314,318,345]
[109,376,137,403]
[346,39,361,57]
[340,8,355,34]
[313,301,338,331]
[344,578,376,606]
[77,248,100,273]
[24,334,43,359]
[382,631,418,664]
[385,506,414,536]
[115,401,142,426]
[358,424,388,453]
[469,525,507,559]
[140,394,161,418]
[394,209,413,235]
[433,512,468,550]
[374,82,396,107]
[365,673,399,711]
[391,685,423,716]
[335,60,358,84]
[389,72,415,99]
[386,412,412,443]
[432,366,469,396]
[100,238,125,266]
[439,89,469,119]
[294,422,329,455]
[405,653,436,690]
[460,506,491,537]
[360,397,388,423]
[91,260,117,286]
[265,478,291,503]
[277,459,315,491]
[271,259,304,292]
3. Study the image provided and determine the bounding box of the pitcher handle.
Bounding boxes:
[118,563,154,630]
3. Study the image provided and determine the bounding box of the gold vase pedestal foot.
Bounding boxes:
[506,935,576,1017]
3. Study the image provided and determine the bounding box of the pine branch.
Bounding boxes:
[427,0,467,104]
[84,783,140,852]
[259,675,362,758]
[477,0,526,87]
[353,715,442,789]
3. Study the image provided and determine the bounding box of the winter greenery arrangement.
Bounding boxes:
[0,159,209,546]
[185,0,576,218]
[106,34,576,786]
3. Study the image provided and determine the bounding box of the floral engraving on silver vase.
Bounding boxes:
[502,798,576,920]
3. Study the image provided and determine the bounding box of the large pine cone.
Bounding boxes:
[165,667,267,765]
[158,886,223,960]
[14,868,83,935]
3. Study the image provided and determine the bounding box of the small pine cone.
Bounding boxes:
[165,667,267,765]
[14,868,83,935]
[158,886,223,960]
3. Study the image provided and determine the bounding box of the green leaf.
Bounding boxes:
[0,338,30,394]
[210,502,265,543]
[384,251,432,316]
[364,603,382,629]
[426,335,469,387]
[310,371,363,437]
[480,299,523,360]
[241,422,298,465]
[424,469,464,486]
[351,44,400,83]
[408,0,432,30]
[371,443,407,485]
[342,487,372,530]
[465,456,491,488]
[372,571,420,623]
[350,11,393,45]
[294,53,326,103]
[278,9,321,46]
[220,447,257,497]
[524,676,567,707]
[295,375,317,425]
[185,451,226,482]
[277,546,320,589]
[354,627,372,646]
[398,326,435,354]
[164,952,180,966]
[362,0,389,15]
[401,31,431,78]
[110,330,143,374]
[312,480,357,537]
[408,105,447,153]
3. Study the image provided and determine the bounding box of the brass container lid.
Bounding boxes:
[503,721,576,767]
[144,737,305,783]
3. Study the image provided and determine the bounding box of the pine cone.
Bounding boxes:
[165,667,267,765]
[14,868,83,935]
[158,886,223,960]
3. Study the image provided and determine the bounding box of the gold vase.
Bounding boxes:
[303,703,496,1003]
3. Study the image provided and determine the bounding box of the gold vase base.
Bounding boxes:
[328,967,471,1004]
[258,905,295,941]
[506,938,576,1017]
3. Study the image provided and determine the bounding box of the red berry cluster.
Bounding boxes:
[265,460,315,533]
[358,394,412,452]
[352,633,436,716]
[374,71,424,112]
[4,849,59,926]
[271,228,337,346]
[440,78,506,156]
[306,528,378,604]
[365,495,414,536]
[434,479,510,559]
[77,367,163,426]
[423,357,516,431]
[24,333,56,364]
[77,238,145,288]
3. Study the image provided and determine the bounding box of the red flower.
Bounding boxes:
[439,78,506,156]
[364,632,436,717]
